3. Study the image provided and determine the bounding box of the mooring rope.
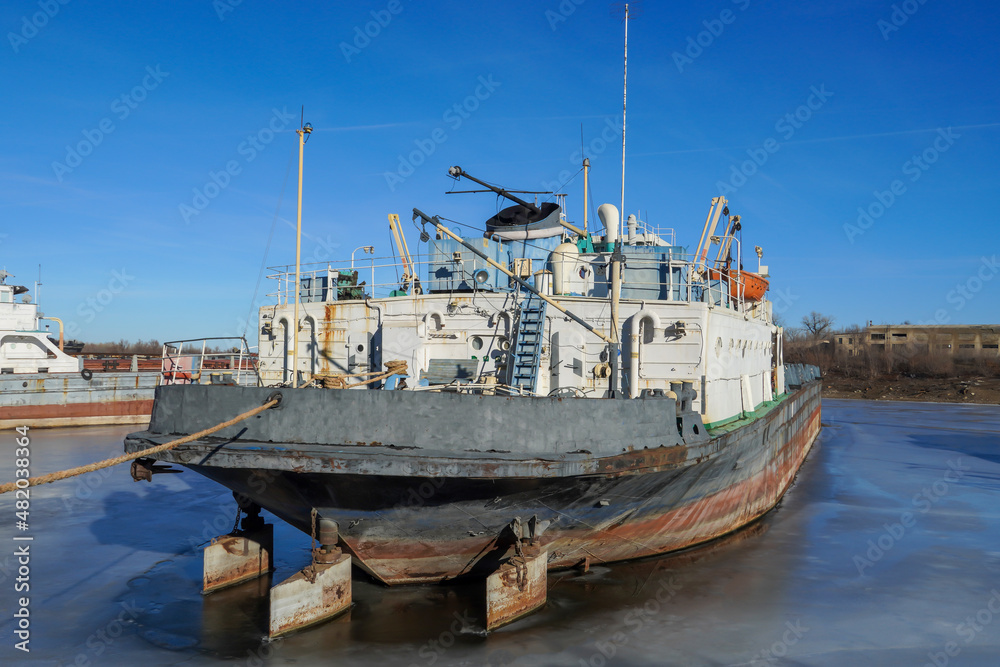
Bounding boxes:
[0,397,281,495]
[312,360,408,389]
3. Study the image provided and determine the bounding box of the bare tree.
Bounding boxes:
[801,311,835,340]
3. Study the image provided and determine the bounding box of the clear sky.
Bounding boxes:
[2,0,998,343]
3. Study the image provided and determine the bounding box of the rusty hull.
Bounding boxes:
[125,382,820,586]
[0,371,158,430]
[485,547,547,631]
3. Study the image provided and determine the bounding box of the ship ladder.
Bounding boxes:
[508,292,547,394]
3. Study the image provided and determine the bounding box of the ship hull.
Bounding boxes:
[125,380,820,585]
[1,371,158,430]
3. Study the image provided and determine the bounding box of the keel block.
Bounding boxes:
[269,552,351,638]
[485,547,547,631]
[203,524,273,594]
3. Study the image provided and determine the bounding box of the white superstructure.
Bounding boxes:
[254,199,782,427]
[0,272,80,374]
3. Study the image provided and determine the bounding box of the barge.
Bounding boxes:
[0,271,158,429]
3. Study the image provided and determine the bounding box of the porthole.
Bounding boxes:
[471,336,484,351]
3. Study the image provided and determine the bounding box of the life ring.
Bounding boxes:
[81,368,93,381]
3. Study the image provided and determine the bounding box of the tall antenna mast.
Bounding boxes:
[620,2,630,219]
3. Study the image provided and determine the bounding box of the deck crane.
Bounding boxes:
[388,213,420,295]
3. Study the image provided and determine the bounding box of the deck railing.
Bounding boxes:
[265,245,768,320]
[161,337,259,387]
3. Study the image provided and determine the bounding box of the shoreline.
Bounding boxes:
[820,373,1000,406]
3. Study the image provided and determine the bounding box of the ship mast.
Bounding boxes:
[291,115,312,388]
[620,2,629,220]
[610,4,633,397]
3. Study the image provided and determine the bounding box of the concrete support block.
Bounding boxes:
[485,547,547,631]
[269,552,351,638]
[203,524,273,594]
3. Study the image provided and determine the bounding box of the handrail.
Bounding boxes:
[161,337,258,387]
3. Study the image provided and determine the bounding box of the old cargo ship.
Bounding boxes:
[124,153,821,632]
[0,270,159,430]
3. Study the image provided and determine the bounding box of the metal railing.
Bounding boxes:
[265,248,770,320]
[161,337,259,387]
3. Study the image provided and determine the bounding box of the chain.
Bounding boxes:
[304,508,319,584]
[231,504,242,534]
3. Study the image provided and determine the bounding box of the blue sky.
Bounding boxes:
[1,0,998,342]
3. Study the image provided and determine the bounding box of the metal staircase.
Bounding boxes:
[508,292,547,394]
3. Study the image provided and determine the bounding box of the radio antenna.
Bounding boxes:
[619,3,635,220]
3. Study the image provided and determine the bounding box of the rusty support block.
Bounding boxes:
[203,524,273,594]
[269,552,351,638]
[485,546,547,631]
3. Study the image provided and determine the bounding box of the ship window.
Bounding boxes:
[471,336,484,351]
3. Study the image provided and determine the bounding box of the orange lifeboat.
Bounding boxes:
[708,268,769,302]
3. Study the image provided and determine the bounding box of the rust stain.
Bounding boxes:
[333,398,822,585]
[486,548,546,631]
[3,399,153,421]
[203,535,271,593]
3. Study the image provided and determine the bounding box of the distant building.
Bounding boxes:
[832,324,1000,357]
